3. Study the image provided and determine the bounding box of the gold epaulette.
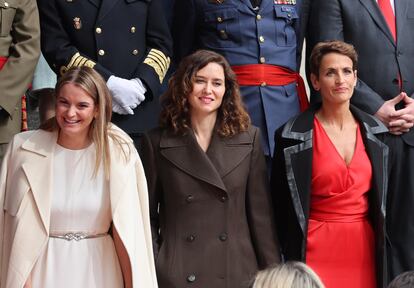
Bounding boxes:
[60,52,96,75]
[143,49,171,83]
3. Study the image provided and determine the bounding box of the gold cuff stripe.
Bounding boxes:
[150,49,170,68]
[147,54,166,72]
[144,49,171,83]
[60,52,96,75]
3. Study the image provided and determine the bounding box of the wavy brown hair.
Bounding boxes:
[160,49,250,137]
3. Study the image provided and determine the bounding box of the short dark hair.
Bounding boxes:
[310,40,358,76]
[388,271,414,288]
[160,49,250,137]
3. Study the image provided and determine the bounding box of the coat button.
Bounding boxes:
[219,30,228,40]
[256,14,262,20]
[186,195,194,203]
[186,235,195,242]
[261,82,267,87]
[217,16,223,23]
[259,56,266,63]
[132,49,138,55]
[98,49,105,56]
[220,195,228,202]
[219,233,228,241]
[187,274,196,283]
[95,27,102,34]
[130,26,136,33]
[4,2,9,7]
[259,36,265,43]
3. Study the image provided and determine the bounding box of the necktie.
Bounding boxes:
[378,0,396,41]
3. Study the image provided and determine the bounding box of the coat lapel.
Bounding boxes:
[359,0,396,46]
[395,0,408,44]
[87,0,100,8]
[160,129,251,193]
[206,130,253,178]
[280,109,314,235]
[351,106,389,216]
[97,0,121,21]
[21,130,57,233]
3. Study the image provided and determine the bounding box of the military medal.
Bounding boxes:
[73,17,82,30]
[274,0,295,4]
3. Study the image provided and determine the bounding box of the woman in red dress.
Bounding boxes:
[271,41,390,287]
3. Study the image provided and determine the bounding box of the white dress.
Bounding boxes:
[31,143,123,288]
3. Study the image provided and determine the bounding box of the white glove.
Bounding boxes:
[107,76,147,115]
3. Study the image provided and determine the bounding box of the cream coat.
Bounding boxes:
[0,127,157,288]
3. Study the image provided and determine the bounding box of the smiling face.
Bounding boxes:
[188,62,226,119]
[311,52,357,105]
[56,83,98,148]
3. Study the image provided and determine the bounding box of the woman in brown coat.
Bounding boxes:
[140,50,280,288]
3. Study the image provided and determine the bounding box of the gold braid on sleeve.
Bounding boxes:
[143,49,171,83]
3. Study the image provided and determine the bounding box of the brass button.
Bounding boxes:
[4,2,9,7]
[130,26,136,33]
[219,233,228,241]
[98,49,105,56]
[186,235,195,242]
[95,27,102,34]
[217,16,223,23]
[260,56,266,63]
[220,195,228,202]
[219,30,228,40]
[132,49,138,55]
[261,82,267,87]
[187,274,196,283]
[186,195,194,203]
[256,14,262,20]
[259,36,265,43]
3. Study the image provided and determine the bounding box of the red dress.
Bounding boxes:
[306,118,376,288]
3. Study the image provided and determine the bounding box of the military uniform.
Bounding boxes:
[0,0,40,163]
[37,0,172,135]
[173,0,307,156]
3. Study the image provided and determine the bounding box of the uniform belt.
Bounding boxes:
[231,64,309,112]
[0,56,7,70]
[49,231,108,241]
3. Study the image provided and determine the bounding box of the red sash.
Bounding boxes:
[0,56,28,131]
[232,64,309,112]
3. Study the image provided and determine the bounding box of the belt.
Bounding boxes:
[0,56,6,69]
[231,64,309,112]
[49,232,108,241]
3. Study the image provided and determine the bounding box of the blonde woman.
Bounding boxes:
[252,262,324,288]
[0,67,157,288]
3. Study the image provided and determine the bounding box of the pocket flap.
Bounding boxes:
[0,0,17,9]
[204,8,237,22]
[274,5,299,19]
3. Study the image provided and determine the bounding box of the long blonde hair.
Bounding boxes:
[252,262,325,288]
[40,67,130,179]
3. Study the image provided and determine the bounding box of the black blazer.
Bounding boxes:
[307,0,414,145]
[271,105,390,287]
